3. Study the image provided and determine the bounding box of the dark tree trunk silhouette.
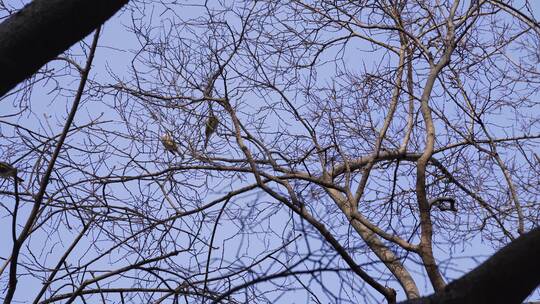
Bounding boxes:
[401,227,540,304]
[0,0,128,96]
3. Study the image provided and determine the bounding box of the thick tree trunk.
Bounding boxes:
[0,0,129,96]
[400,227,540,304]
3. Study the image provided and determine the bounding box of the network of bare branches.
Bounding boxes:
[0,0,539,303]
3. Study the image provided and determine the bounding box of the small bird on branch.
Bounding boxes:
[161,132,179,155]
[0,161,23,182]
[204,115,219,149]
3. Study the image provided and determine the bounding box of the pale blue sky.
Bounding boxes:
[1,1,539,303]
